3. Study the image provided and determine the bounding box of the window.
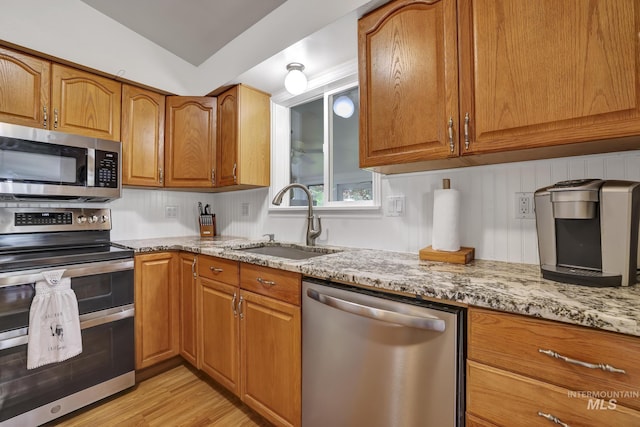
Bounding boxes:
[273,81,379,209]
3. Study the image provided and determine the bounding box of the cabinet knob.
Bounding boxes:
[54,108,59,129]
[43,106,48,128]
[209,266,223,273]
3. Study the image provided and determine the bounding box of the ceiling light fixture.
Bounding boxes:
[332,95,355,118]
[284,63,307,95]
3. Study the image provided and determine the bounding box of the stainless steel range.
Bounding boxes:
[0,208,134,426]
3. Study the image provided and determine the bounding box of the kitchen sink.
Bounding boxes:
[235,243,341,260]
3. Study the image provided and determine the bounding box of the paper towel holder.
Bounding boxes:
[420,177,475,264]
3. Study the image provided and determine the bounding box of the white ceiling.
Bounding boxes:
[0,0,389,96]
[80,0,287,66]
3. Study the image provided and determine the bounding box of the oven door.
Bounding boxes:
[0,259,135,425]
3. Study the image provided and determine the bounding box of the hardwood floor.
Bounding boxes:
[51,364,272,426]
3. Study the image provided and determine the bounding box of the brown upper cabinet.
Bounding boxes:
[359,0,460,169]
[216,84,271,190]
[164,96,217,188]
[0,46,50,128]
[121,84,166,186]
[359,0,640,173]
[0,46,121,141]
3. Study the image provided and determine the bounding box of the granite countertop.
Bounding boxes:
[115,236,640,338]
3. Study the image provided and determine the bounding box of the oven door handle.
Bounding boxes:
[0,304,134,351]
[0,259,134,288]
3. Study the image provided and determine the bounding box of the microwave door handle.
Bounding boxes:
[0,259,133,288]
[306,288,446,332]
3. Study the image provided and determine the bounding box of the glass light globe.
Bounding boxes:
[284,64,307,95]
[333,95,355,118]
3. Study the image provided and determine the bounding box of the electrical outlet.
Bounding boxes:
[165,205,178,219]
[241,202,250,217]
[515,193,535,219]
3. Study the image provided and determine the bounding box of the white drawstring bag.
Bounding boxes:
[27,269,82,369]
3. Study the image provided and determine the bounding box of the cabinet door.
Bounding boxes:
[121,84,165,187]
[216,86,239,187]
[165,96,216,187]
[0,46,50,128]
[199,276,240,395]
[134,252,179,369]
[359,0,460,168]
[241,290,301,427]
[459,0,640,154]
[51,64,121,141]
[178,253,198,367]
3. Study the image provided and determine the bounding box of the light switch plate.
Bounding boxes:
[386,195,405,217]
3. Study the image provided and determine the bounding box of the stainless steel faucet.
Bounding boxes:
[272,183,322,246]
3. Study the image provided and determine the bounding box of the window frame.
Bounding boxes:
[270,74,381,212]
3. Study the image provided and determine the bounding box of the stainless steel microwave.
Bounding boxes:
[0,123,121,202]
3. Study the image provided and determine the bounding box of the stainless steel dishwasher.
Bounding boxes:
[302,278,465,427]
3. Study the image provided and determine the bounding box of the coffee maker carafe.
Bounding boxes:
[534,179,640,287]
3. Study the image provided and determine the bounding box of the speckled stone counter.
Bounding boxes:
[115,236,640,337]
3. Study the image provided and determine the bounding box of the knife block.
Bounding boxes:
[199,214,216,238]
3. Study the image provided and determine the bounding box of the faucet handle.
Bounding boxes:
[263,233,275,242]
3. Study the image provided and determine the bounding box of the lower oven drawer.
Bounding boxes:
[0,315,135,425]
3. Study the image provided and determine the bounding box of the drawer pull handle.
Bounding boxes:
[538,349,626,374]
[257,277,276,287]
[232,292,238,317]
[447,117,454,153]
[239,296,245,320]
[209,266,224,273]
[537,411,569,427]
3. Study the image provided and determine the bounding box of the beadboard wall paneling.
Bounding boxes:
[108,188,212,240]
[211,150,640,264]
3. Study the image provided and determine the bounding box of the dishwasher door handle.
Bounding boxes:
[306,288,446,332]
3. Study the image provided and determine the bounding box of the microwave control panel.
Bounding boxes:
[95,151,118,188]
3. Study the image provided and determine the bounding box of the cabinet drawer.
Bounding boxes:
[240,263,301,306]
[198,256,239,285]
[469,308,640,411]
[467,361,640,427]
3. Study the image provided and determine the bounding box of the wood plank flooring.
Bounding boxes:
[51,364,272,426]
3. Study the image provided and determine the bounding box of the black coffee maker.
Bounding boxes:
[534,179,640,287]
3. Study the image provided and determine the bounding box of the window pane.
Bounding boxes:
[330,87,372,202]
[290,98,324,206]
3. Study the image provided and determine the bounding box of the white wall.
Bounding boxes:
[2,150,637,264]
[211,149,640,264]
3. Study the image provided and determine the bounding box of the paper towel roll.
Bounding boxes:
[432,188,460,251]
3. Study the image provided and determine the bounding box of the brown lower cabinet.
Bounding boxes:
[198,255,301,427]
[467,307,640,426]
[134,252,179,369]
[178,252,198,366]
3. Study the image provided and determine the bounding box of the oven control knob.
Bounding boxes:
[76,215,87,224]
[88,215,98,224]
[100,215,109,223]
